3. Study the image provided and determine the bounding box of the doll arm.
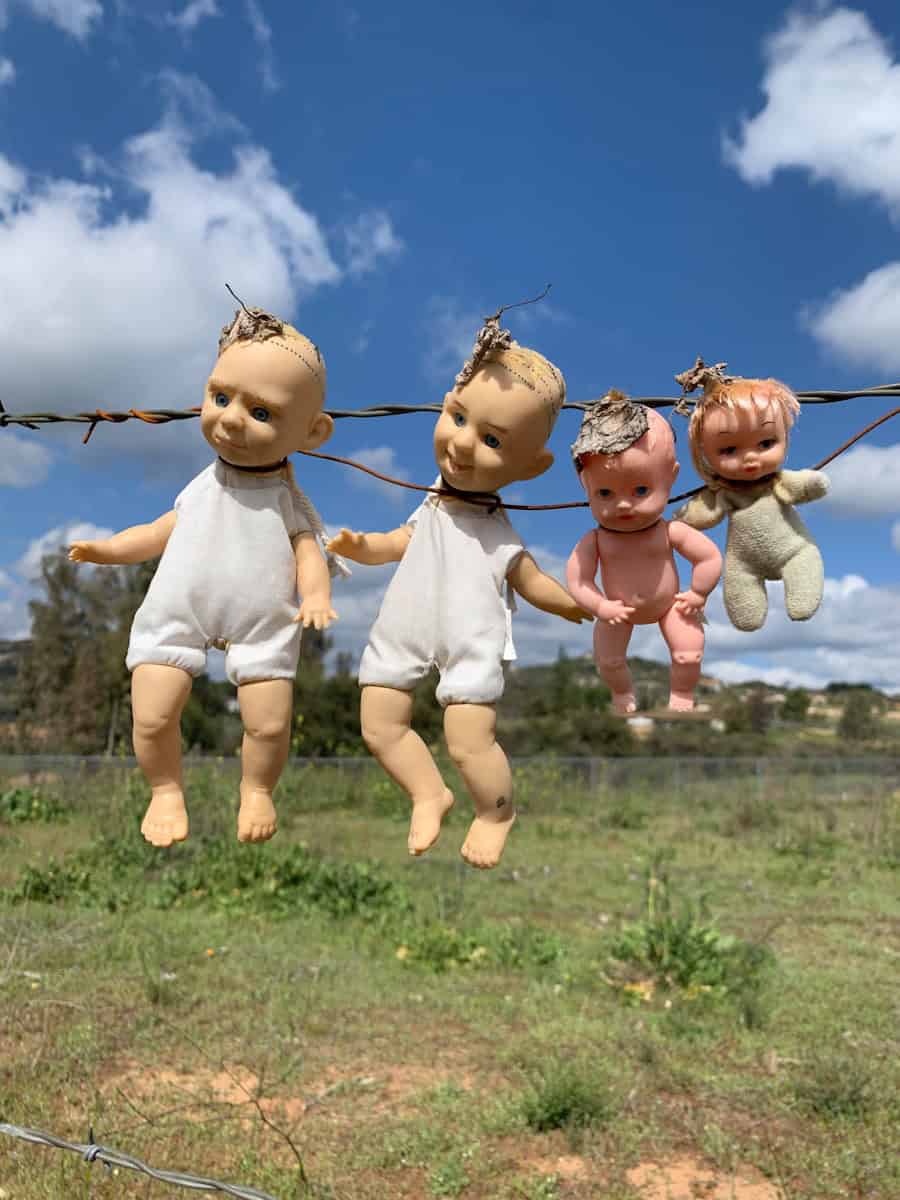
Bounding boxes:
[674,488,727,530]
[293,533,337,630]
[667,520,723,615]
[325,525,412,565]
[508,552,592,623]
[773,469,830,505]
[68,511,177,565]
[565,532,635,625]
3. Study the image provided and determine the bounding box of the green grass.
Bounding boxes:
[0,756,898,1198]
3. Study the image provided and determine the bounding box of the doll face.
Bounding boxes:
[433,364,553,493]
[201,339,331,467]
[700,400,787,481]
[580,443,678,532]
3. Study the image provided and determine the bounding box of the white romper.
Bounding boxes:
[126,461,314,685]
[357,490,525,706]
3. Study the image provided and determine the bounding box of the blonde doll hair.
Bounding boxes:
[218,302,326,401]
[691,376,801,484]
[455,312,566,438]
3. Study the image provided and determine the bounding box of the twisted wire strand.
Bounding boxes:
[0,1121,279,1199]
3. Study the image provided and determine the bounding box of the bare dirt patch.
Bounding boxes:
[627,1156,779,1199]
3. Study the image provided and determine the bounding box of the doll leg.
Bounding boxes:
[444,703,514,870]
[659,604,705,711]
[593,620,636,713]
[782,544,824,622]
[131,663,193,847]
[723,560,768,631]
[360,685,454,855]
[235,678,292,842]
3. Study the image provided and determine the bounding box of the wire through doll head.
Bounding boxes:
[217,284,326,397]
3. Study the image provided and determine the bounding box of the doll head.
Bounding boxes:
[433,311,566,493]
[201,305,333,469]
[679,361,799,486]
[573,395,679,531]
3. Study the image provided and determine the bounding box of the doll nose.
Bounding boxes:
[219,405,244,432]
[451,427,475,457]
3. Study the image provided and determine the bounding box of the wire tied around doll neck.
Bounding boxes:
[454,284,552,389]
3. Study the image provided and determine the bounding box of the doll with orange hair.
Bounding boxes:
[566,391,722,714]
[674,358,829,632]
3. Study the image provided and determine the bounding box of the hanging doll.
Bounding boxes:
[326,312,589,870]
[674,357,829,632]
[69,300,346,847]
[566,391,722,714]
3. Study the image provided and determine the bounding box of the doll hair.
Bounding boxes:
[218,289,326,401]
[455,310,566,438]
[679,359,800,485]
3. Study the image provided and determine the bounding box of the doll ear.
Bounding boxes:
[520,447,554,481]
[672,459,680,483]
[305,411,334,450]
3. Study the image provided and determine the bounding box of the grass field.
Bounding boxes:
[0,756,898,1199]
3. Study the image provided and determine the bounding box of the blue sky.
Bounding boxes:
[2,0,900,691]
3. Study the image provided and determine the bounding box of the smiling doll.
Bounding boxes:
[674,357,829,632]
[327,311,589,870]
[70,301,345,847]
[566,391,722,714]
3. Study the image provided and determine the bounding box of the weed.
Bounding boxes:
[519,1059,615,1135]
[793,1054,873,1120]
[0,786,67,824]
[396,920,563,974]
[429,1153,470,1197]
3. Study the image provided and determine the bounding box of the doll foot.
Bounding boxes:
[612,693,637,715]
[668,693,695,712]
[141,789,189,847]
[408,787,455,855]
[238,787,278,843]
[460,811,516,870]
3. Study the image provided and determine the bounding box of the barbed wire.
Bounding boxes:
[0,1121,280,1199]
[0,381,899,438]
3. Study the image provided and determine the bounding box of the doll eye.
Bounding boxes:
[483,433,501,449]
[214,392,229,408]
[634,485,649,496]
[453,412,466,427]
[759,438,776,449]
[595,488,613,498]
[719,446,736,456]
[251,406,271,423]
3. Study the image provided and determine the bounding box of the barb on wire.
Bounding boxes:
[0,1121,280,1199]
[1,382,899,437]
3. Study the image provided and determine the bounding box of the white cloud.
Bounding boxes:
[166,0,219,33]
[0,56,14,85]
[725,6,900,370]
[806,261,900,371]
[345,446,411,504]
[16,521,113,581]
[703,659,824,690]
[0,0,103,39]
[0,75,402,479]
[244,0,279,93]
[820,442,900,516]
[724,6,900,210]
[0,432,52,486]
[342,210,404,277]
[892,520,900,553]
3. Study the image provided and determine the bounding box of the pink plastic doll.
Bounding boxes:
[566,391,722,714]
[327,313,590,870]
[674,358,829,632]
[69,302,345,847]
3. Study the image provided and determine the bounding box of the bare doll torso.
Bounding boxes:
[594,519,682,624]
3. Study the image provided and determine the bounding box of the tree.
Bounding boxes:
[781,687,810,723]
[838,691,876,743]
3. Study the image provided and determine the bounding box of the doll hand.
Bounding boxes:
[325,528,365,558]
[295,595,338,631]
[559,601,595,624]
[595,598,636,626]
[68,541,104,564]
[674,589,707,617]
